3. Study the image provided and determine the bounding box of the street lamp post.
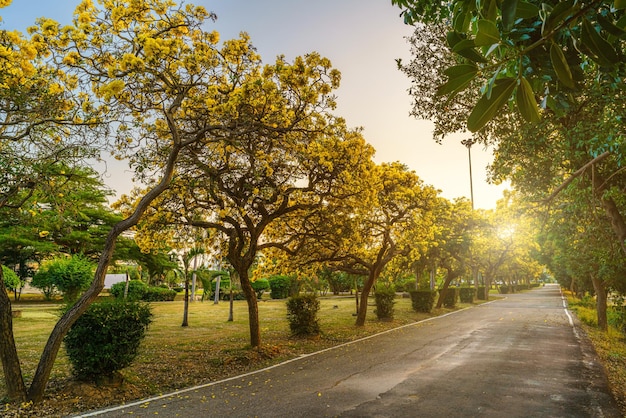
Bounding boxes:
[461,138,478,292]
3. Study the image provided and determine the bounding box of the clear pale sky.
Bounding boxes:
[1,0,509,209]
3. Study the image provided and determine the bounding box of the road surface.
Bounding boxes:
[76,284,622,417]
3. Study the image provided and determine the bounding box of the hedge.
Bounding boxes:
[439,287,458,308]
[374,288,396,320]
[409,289,436,313]
[286,294,320,336]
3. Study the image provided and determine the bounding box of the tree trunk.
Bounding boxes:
[190,256,198,303]
[483,272,493,301]
[355,271,378,327]
[239,270,260,347]
[436,268,459,308]
[182,275,189,327]
[0,267,27,401]
[592,172,626,256]
[26,140,184,404]
[590,273,608,331]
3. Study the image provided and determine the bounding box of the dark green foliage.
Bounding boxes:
[110,279,147,301]
[439,287,458,308]
[398,278,417,292]
[143,287,176,301]
[459,287,476,303]
[251,278,270,299]
[31,254,95,302]
[609,305,626,336]
[220,290,246,301]
[286,294,320,336]
[110,280,175,301]
[269,275,291,299]
[475,286,487,300]
[2,265,20,292]
[499,285,510,294]
[211,278,231,292]
[319,269,352,295]
[64,300,152,381]
[409,289,436,312]
[374,288,396,320]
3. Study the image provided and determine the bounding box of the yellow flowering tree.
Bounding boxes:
[0,0,264,404]
[0,0,106,402]
[137,54,373,346]
[273,162,439,326]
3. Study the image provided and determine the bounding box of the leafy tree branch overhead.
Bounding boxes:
[393,0,625,132]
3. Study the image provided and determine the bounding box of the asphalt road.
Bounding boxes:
[76,284,622,418]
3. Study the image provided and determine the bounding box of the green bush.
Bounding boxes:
[399,279,417,293]
[269,275,291,299]
[211,278,231,291]
[2,265,20,292]
[374,288,396,320]
[251,278,270,299]
[475,286,487,300]
[409,289,436,312]
[439,287,458,308]
[499,285,510,294]
[143,287,176,301]
[459,287,476,303]
[110,280,147,301]
[64,300,152,381]
[32,255,95,302]
[609,305,626,335]
[286,294,320,336]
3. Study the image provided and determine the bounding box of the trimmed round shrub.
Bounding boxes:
[374,288,396,320]
[286,294,320,336]
[251,278,270,299]
[269,275,291,299]
[459,287,476,303]
[64,300,152,381]
[409,289,436,313]
[110,280,147,301]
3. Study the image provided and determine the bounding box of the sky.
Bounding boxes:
[1,0,510,209]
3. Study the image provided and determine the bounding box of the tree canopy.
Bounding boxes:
[394,0,626,132]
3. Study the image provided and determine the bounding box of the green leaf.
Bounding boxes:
[597,14,626,38]
[453,10,471,32]
[502,0,519,32]
[447,31,488,63]
[580,17,620,65]
[516,1,539,18]
[541,0,575,35]
[516,77,541,123]
[475,19,501,46]
[437,64,478,96]
[467,78,516,132]
[615,0,626,10]
[446,31,463,49]
[550,44,575,88]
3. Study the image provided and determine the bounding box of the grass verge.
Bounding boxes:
[567,293,626,415]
